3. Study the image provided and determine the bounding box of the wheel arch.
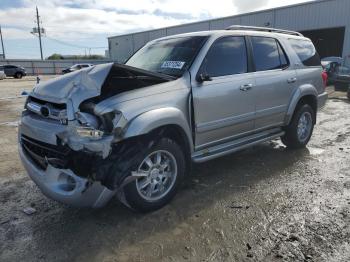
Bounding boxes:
[123,107,194,154]
[285,85,318,125]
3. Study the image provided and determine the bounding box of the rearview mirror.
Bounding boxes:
[196,73,212,83]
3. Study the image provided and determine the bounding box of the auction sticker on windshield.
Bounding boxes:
[161,61,186,69]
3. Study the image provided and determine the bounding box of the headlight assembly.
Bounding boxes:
[76,126,104,140]
[75,112,104,140]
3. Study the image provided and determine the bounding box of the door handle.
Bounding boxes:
[239,83,253,91]
[287,77,297,83]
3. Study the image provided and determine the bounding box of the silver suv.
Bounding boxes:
[19,26,327,211]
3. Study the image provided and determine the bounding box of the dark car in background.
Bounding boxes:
[62,63,93,74]
[333,65,350,100]
[0,65,26,79]
[322,58,350,100]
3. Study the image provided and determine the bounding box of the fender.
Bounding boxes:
[284,84,318,125]
[123,107,194,152]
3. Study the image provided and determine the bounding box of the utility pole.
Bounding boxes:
[0,25,5,59]
[36,6,43,60]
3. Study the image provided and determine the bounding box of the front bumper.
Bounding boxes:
[18,113,116,208]
[318,91,328,109]
[19,146,115,207]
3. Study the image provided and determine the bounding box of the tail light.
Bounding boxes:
[321,71,328,89]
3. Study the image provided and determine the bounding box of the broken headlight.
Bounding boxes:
[76,126,104,140]
[75,112,104,140]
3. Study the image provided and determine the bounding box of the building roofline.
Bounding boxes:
[108,0,332,39]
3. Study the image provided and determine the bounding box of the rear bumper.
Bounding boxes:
[317,91,328,109]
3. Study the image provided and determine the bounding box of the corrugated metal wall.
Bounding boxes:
[108,0,350,65]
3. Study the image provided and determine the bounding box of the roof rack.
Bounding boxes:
[226,25,303,36]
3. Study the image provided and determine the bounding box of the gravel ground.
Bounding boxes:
[0,76,349,262]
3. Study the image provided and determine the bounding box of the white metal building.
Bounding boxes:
[108,0,350,65]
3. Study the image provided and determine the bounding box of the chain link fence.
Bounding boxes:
[0,59,111,75]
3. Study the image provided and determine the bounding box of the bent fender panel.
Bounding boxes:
[124,107,194,152]
[284,84,318,125]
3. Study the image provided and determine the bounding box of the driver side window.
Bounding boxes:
[201,36,248,77]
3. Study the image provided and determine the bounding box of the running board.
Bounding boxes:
[192,129,285,163]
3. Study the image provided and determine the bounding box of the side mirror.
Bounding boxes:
[196,73,212,83]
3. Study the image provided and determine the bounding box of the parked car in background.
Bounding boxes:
[322,56,343,64]
[322,59,350,100]
[0,65,26,78]
[322,61,340,85]
[0,70,5,80]
[333,65,350,93]
[62,64,93,74]
[19,26,327,211]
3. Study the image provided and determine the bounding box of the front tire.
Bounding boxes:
[123,138,185,212]
[281,104,315,149]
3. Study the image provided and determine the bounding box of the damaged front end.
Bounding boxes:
[18,63,174,207]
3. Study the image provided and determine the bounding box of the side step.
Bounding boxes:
[192,129,285,163]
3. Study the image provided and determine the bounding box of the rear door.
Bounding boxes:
[192,36,255,148]
[250,36,297,130]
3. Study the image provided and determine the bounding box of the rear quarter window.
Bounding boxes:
[288,39,321,67]
[251,36,289,71]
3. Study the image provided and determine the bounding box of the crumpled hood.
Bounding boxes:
[30,63,175,114]
[31,63,113,110]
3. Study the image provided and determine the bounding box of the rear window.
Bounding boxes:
[288,39,321,66]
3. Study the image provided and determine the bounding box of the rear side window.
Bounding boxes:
[288,39,321,66]
[202,36,248,77]
[251,37,286,71]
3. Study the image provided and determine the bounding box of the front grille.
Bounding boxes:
[29,96,66,110]
[26,96,68,124]
[21,135,71,170]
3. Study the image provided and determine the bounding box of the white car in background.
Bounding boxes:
[0,70,5,80]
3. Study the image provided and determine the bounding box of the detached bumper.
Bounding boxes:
[19,145,116,208]
[318,91,328,109]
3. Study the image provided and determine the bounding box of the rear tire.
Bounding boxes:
[123,138,185,212]
[15,72,23,79]
[281,104,315,149]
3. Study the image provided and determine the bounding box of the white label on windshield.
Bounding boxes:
[161,61,185,69]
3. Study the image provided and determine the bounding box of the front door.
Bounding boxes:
[191,36,256,149]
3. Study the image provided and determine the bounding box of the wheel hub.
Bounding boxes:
[297,112,312,142]
[135,150,177,201]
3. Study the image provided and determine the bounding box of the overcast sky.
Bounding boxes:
[0,0,314,59]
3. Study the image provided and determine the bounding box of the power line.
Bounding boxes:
[45,35,107,49]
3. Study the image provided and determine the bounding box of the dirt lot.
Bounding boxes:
[0,76,349,262]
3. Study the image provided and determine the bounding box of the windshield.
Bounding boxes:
[126,36,208,77]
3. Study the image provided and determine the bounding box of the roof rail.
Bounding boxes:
[226,25,303,36]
